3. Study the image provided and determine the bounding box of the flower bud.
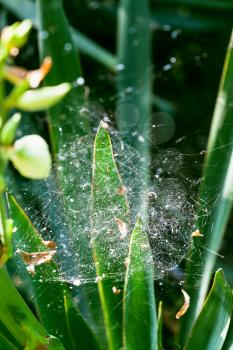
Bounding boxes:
[1,20,32,51]
[10,135,52,179]
[15,83,71,111]
[1,113,21,145]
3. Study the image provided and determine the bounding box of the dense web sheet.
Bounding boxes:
[10,124,198,288]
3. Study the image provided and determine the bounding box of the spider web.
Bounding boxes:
[10,116,200,288]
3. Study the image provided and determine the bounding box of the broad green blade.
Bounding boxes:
[0,0,116,70]
[0,321,21,350]
[157,302,163,350]
[64,294,102,350]
[36,0,89,153]
[180,30,233,342]
[184,269,233,350]
[123,217,157,350]
[0,267,56,349]
[116,0,151,159]
[9,195,97,350]
[91,123,130,350]
[0,333,20,350]
[37,1,106,344]
[222,313,233,350]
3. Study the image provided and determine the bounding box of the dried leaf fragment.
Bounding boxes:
[115,218,128,239]
[112,286,121,295]
[16,249,56,275]
[117,186,128,195]
[175,289,190,319]
[42,239,56,249]
[191,229,203,237]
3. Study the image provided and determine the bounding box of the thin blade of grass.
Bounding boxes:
[123,217,157,350]
[184,269,233,350]
[91,123,130,350]
[180,30,233,344]
[63,294,102,350]
[222,313,233,350]
[0,333,20,350]
[116,0,151,161]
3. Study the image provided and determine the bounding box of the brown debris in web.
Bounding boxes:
[112,286,121,295]
[16,249,56,276]
[117,186,128,195]
[115,218,128,239]
[191,229,203,237]
[41,239,56,249]
[175,289,190,320]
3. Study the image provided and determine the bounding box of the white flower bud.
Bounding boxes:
[10,135,52,179]
[15,83,71,112]
[1,20,32,50]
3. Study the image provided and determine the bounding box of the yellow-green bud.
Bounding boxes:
[1,20,32,51]
[10,135,52,179]
[1,113,21,145]
[15,83,71,112]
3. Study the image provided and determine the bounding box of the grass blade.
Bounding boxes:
[116,0,151,159]
[91,123,130,350]
[37,1,107,344]
[9,194,98,350]
[222,312,233,350]
[180,29,233,343]
[0,267,61,349]
[64,294,102,350]
[9,194,72,348]
[0,333,20,350]
[184,269,233,350]
[36,0,89,153]
[123,217,157,350]
[0,0,116,70]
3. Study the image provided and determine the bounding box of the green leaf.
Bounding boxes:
[123,217,157,350]
[9,194,97,350]
[180,29,233,342]
[91,123,130,350]
[184,269,233,350]
[0,267,50,349]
